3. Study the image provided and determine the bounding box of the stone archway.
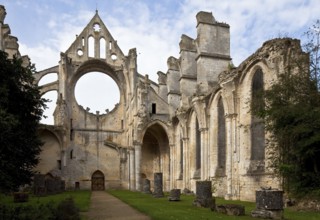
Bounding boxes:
[141,123,170,191]
[91,170,105,191]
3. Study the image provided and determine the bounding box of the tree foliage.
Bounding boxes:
[0,51,46,192]
[304,19,320,90]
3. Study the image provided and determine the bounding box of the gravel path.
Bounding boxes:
[83,191,151,220]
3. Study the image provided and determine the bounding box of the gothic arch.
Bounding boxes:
[188,111,201,179]
[36,127,63,175]
[91,170,105,190]
[250,68,265,161]
[208,91,227,177]
[140,120,171,143]
[238,63,269,173]
[33,66,59,84]
[141,121,170,190]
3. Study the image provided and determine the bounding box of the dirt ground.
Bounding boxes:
[83,191,151,220]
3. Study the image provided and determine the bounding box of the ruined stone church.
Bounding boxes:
[1,5,307,201]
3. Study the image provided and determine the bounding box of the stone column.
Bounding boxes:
[225,114,233,199]
[170,144,175,189]
[193,180,215,209]
[134,142,142,191]
[232,114,240,199]
[129,148,135,190]
[200,128,208,180]
[182,138,189,190]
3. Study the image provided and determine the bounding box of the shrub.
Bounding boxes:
[0,197,80,220]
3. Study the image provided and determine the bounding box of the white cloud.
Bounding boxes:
[19,43,59,71]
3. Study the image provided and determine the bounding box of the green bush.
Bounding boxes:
[54,197,80,220]
[0,197,80,220]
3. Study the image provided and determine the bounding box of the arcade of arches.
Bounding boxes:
[0,6,308,201]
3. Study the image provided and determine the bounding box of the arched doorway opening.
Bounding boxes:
[91,170,105,191]
[141,123,169,191]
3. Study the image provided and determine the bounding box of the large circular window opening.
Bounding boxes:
[75,72,120,114]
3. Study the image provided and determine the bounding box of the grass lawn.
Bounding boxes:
[108,190,320,220]
[0,190,91,212]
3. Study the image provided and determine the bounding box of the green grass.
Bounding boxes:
[0,190,91,212]
[108,190,320,220]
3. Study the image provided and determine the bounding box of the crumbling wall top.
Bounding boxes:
[0,5,6,24]
[167,56,179,71]
[179,34,196,52]
[196,11,215,25]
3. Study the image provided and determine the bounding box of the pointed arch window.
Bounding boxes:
[100,38,106,59]
[251,68,265,160]
[88,36,94,57]
[217,97,226,173]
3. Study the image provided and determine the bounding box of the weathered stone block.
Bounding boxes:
[153,173,164,198]
[256,189,283,210]
[168,189,181,201]
[193,181,215,209]
[142,179,152,194]
[252,189,284,219]
[216,204,245,216]
[182,188,193,195]
[251,209,284,219]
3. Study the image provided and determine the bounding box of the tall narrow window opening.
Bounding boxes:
[88,36,94,57]
[152,103,156,114]
[217,97,226,173]
[100,38,106,59]
[251,69,265,160]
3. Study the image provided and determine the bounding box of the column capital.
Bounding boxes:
[133,140,142,146]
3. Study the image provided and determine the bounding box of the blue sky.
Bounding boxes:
[1,0,320,123]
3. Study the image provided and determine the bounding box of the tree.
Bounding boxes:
[304,19,320,90]
[0,51,46,192]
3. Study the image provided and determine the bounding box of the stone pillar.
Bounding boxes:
[142,179,152,194]
[251,189,284,219]
[134,143,141,191]
[170,144,175,189]
[182,137,190,190]
[153,173,164,198]
[169,189,181,201]
[129,148,135,190]
[225,114,233,199]
[200,128,208,180]
[193,180,215,209]
[231,114,240,199]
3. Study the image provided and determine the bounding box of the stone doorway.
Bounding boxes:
[142,123,169,191]
[91,170,105,191]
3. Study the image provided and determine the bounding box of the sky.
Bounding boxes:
[1,0,320,123]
